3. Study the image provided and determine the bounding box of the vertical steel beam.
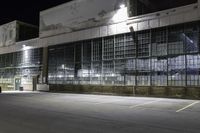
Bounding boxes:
[184,25,188,87]
[90,40,93,85]
[113,35,116,86]
[42,47,48,84]
[73,44,76,85]
[101,38,104,85]
[166,27,169,87]
[150,29,152,87]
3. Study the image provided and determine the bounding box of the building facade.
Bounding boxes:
[0,0,200,98]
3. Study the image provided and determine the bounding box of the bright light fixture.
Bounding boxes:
[120,4,125,9]
[22,44,32,50]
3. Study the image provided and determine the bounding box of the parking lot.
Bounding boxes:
[0,92,200,133]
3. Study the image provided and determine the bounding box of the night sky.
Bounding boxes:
[0,0,196,26]
[0,0,72,26]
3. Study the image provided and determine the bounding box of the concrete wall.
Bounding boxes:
[39,21,130,47]
[0,38,40,55]
[127,3,200,31]
[49,84,200,99]
[40,1,200,48]
[0,21,17,47]
[0,21,38,49]
[22,84,33,91]
[40,0,127,38]
[39,0,129,47]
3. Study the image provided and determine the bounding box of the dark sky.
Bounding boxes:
[0,0,197,26]
[0,0,72,26]
[149,0,197,11]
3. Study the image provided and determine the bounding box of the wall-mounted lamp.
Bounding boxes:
[120,4,126,9]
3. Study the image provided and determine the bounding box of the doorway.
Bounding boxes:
[15,78,21,91]
[32,76,38,91]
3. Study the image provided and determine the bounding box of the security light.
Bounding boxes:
[120,4,125,9]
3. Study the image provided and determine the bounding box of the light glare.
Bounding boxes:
[120,4,125,9]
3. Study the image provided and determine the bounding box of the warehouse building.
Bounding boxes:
[0,21,43,91]
[1,0,200,98]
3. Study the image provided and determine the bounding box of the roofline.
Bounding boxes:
[16,20,38,29]
[0,20,16,27]
[0,20,38,28]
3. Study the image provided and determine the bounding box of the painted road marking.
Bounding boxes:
[176,101,199,113]
[95,100,123,105]
[129,99,163,109]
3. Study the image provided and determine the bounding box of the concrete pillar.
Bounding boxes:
[42,47,48,84]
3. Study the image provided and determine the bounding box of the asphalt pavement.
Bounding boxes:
[0,92,199,133]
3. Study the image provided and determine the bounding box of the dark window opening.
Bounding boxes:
[128,0,198,17]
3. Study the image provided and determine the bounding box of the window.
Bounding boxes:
[56,47,65,84]
[115,59,126,85]
[137,58,151,86]
[91,61,102,85]
[125,59,136,85]
[152,57,168,86]
[115,35,125,59]
[168,55,186,86]
[185,22,199,53]
[137,31,150,57]
[103,37,114,60]
[91,39,102,85]
[48,48,57,84]
[102,61,114,85]
[168,25,184,55]
[186,55,200,86]
[152,28,167,56]
[75,43,82,82]
[46,21,200,87]
[83,41,91,62]
[64,45,75,84]
[0,48,43,85]
[125,33,136,58]
[92,39,102,61]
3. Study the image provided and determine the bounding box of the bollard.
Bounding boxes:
[0,86,1,93]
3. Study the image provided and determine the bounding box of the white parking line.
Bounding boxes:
[129,99,163,109]
[95,100,123,105]
[176,101,200,113]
